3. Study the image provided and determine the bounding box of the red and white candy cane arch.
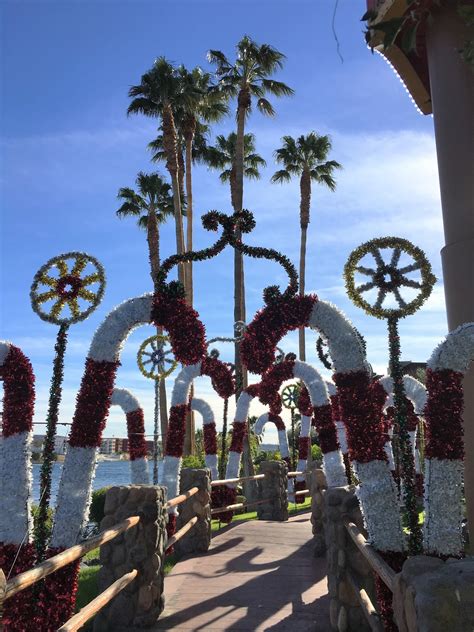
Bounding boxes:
[423,322,474,557]
[254,412,290,468]
[258,359,348,488]
[110,388,149,485]
[0,342,36,630]
[238,296,405,554]
[50,292,211,550]
[190,398,218,481]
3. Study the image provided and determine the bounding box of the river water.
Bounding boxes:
[32,460,163,504]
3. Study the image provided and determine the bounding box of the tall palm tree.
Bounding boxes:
[128,57,200,291]
[116,171,174,451]
[208,36,294,400]
[272,133,341,360]
[205,132,267,208]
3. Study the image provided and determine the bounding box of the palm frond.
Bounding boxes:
[260,78,294,97]
[271,169,292,183]
[257,97,275,116]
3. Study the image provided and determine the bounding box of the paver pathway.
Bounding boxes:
[152,512,331,631]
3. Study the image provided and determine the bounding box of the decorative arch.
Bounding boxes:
[190,398,218,481]
[423,323,474,557]
[240,297,404,554]
[110,388,149,484]
[50,292,208,550]
[0,341,36,630]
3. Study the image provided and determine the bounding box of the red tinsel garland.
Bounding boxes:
[229,421,247,453]
[334,371,387,463]
[166,513,177,548]
[245,383,260,399]
[268,412,285,431]
[68,358,119,448]
[152,294,206,366]
[312,404,339,454]
[164,404,187,457]
[35,548,80,631]
[424,368,464,460]
[258,359,296,406]
[329,394,341,422]
[297,387,313,416]
[126,409,148,460]
[0,543,37,632]
[200,356,235,399]
[374,550,406,632]
[211,486,237,524]
[298,436,311,460]
[241,294,317,374]
[0,345,35,437]
[203,422,218,454]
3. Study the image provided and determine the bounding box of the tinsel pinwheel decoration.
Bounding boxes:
[344,236,436,554]
[30,251,105,559]
[137,334,177,484]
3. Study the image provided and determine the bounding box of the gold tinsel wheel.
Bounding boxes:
[137,335,177,380]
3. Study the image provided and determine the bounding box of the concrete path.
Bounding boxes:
[153,512,330,631]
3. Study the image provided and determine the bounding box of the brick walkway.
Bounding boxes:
[152,512,331,631]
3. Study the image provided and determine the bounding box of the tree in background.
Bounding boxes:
[116,171,174,445]
[272,133,341,360]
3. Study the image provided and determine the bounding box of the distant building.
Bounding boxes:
[54,436,68,455]
[100,437,118,455]
[387,361,426,381]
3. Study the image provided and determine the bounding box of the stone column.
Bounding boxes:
[324,487,377,632]
[257,460,288,521]
[309,466,327,557]
[393,556,474,632]
[426,4,474,539]
[93,485,167,631]
[174,468,211,558]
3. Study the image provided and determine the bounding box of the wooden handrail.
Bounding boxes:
[343,518,395,592]
[166,516,199,551]
[294,489,309,496]
[211,498,271,516]
[165,486,199,509]
[4,516,140,601]
[211,474,265,486]
[287,471,305,477]
[346,568,384,632]
[58,569,138,631]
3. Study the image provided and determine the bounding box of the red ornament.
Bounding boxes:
[229,421,247,453]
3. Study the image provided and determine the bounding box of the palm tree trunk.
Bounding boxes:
[234,95,255,497]
[162,103,186,289]
[299,170,311,362]
[155,219,169,451]
[146,202,160,292]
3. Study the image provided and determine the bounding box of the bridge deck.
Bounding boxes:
[152,512,330,631]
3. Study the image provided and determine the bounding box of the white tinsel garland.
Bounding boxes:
[428,322,474,372]
[323,450,348,488]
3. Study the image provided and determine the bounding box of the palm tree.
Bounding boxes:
[116,171,174,291]
[116,171,174,453]
[208,36,294,399]
[205,132,267,208]
[272,133,341,360]
[128,57,200,291]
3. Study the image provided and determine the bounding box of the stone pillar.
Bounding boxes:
[426,4,474,539]
[325,487,377,632]
[310,466,327,557]
[257,460,288,521]
[93,485,167,631]
[174,468,211,558]
[393,556,474,632]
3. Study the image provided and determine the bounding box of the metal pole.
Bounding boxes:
[153,379,160,485]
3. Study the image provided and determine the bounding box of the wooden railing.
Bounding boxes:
[343,517,394,632]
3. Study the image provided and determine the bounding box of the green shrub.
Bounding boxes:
[311,444,322,463]
[181,454,205,469]
[31,504,54,538]
[89,487,109,525]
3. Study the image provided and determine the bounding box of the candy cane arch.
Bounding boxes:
[259,359,347,488]
[190,398,218,480]
[0,342,36,631]
[110,388,149,484]
[42,292,208,628]
[423,323,474,557]
[254,412,290,468]
[240,296,404,554]
[164,356,234,533]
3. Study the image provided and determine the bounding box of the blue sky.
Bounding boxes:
[1,0,446,442]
